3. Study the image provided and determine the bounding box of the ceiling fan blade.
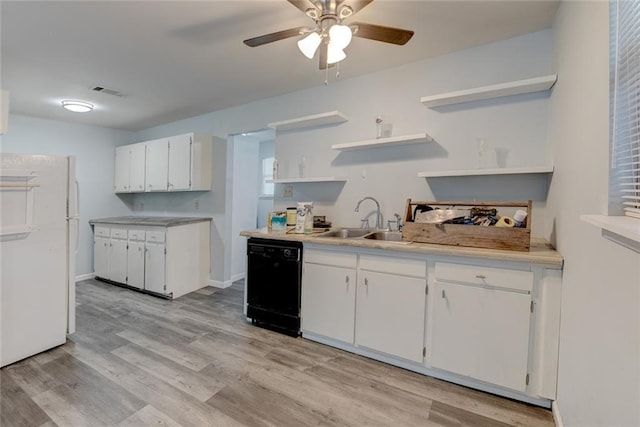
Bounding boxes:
[287,0,318,15]
[344,0,373,16]
[351,22,414,45]
[243,27,306,47]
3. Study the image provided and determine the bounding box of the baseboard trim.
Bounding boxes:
[76,273,95,282]
[230,272,245,283]
[552,401,564,427]
[209,279,233,289]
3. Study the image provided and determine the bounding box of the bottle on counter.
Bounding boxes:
[295,202,307,234]
[304,204,313,234]
[286,207,297,227]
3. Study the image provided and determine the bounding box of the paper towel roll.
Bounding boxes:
[495,216,515,228]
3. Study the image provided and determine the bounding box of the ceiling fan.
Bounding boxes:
[243,0,414,70]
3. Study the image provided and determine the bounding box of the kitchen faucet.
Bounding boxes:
[355,196,382,229]
[394,213,403,231]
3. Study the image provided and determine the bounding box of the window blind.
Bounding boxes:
[612,0,640,219]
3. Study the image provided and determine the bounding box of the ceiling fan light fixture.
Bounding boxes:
[297,31,322,59]
[329,24,352,50]
[61,100,94,113]
[327,42,346,64]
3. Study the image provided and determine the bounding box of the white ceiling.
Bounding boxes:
[1,0,559,132]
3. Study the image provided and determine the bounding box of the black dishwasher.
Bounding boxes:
[246,238,302,337]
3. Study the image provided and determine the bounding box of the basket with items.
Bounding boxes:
[401,199,532,251]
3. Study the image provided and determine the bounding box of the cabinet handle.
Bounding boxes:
[345,275,349,284]
[364,278,368,286]
[442,290,446,298]
[475,274,486,279]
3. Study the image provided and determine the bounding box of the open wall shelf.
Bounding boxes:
[331,133,433,151]
[420,74,558,108]
[418,165,554,178]
[267,176,347,184]
[268,111,349,132]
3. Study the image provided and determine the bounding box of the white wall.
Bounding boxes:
[271,29,554,231]
[257,139,275,228]
[0,114,136,277]
[136,29,554,285]
[547,2,640,426]
[230,134,260,282]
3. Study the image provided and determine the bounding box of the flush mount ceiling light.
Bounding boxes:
[61,100,93,113]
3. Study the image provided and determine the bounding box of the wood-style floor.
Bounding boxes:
[1,279,555,427]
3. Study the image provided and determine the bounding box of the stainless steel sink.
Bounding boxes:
[318,228,371,239]
[363,231,405,242]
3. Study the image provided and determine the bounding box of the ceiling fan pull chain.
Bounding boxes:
[324,64,329,85]
[336,62,341,79]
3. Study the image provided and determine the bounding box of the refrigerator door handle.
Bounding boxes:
[74,179,80,252]
[66,179,80,252]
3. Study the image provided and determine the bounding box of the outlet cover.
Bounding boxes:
[284,185,293,197]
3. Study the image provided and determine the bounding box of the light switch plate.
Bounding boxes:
[284,185,293,197]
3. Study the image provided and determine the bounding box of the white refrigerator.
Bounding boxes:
[0,153,78,367]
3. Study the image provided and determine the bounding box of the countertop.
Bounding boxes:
[90,216,212,227]
[240,228,564,268]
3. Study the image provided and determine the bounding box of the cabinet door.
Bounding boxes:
[430,282,531,392]
[168,134,192,191]
[93,236,110,279]
[145,139,169,191]
[144,242,166,294]
[129,143,146,192]
[356,271,426,363]
[114,146,130,193]
[127,241,145,289]
[108,239,128,284]
[302,263,356,344]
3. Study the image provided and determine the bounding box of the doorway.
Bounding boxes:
[229,129,275,282]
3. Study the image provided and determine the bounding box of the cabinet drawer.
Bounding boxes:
[435,262,533,293]
[304,249,357,269]
[146,230,165,243]
[359,254,426,279]
[128,229,145,241]
[94,226,110,238]
[110,228,128,239]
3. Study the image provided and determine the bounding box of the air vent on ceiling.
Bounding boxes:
[91,86,125,97]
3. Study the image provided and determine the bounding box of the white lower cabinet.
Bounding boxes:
[93,231,110,279]
[301,249,357,344]
[299,244,562,406]
[108,228,128,284]
[429,262,533,392]
[92,220,210,298]
[356,254,427,363]
[127,230,145,289]
[144,233,166,294]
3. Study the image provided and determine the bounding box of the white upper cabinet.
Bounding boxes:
[145,138,170,192]
[115,133,213,193]
[115,142,147,193]
[168,134,192,190]
[129,143,146,192]
[114,146,131,193]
